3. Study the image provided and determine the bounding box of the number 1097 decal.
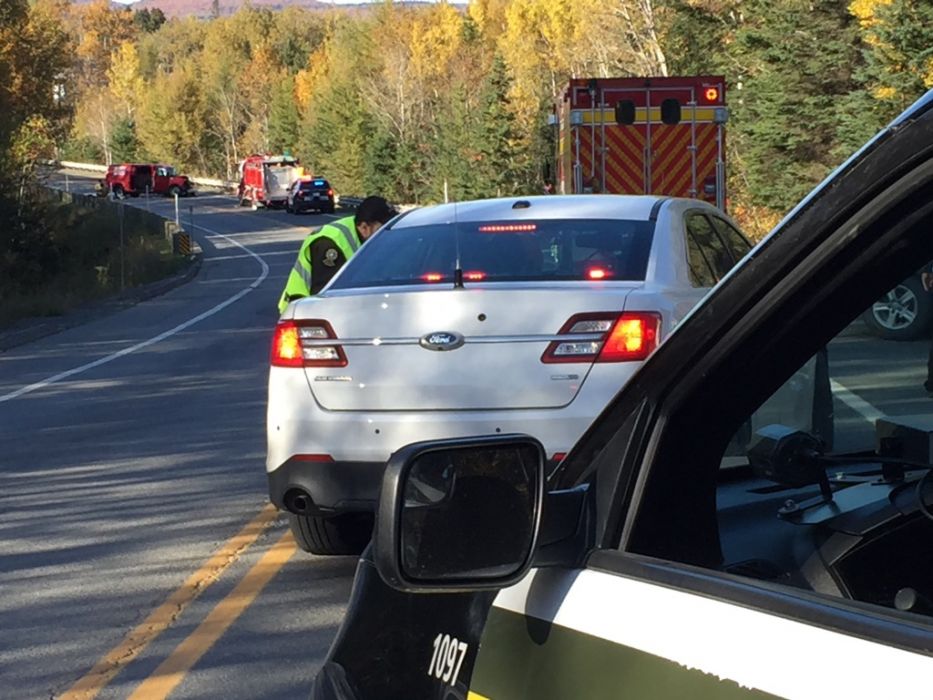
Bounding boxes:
[428,633,469,686]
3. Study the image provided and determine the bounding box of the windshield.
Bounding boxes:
[331,219,654,289]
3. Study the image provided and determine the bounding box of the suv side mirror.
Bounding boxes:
[374,435,545,592]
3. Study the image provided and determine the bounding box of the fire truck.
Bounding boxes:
[554,76,727,209]
[237,154,303,210]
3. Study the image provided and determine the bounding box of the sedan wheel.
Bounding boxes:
[862,276,933,340]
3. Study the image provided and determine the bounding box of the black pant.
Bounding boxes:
[927,338,933,391]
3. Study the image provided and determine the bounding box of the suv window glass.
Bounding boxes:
[711,299,933,622]
[629,220,933,624]
[711,216,752,263]
[686,213,734,280]
[330,219,656,289]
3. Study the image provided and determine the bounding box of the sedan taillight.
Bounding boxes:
[271,319,347,367]
[541,312,661,364]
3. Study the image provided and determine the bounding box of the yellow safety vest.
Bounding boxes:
[278,216,360,313]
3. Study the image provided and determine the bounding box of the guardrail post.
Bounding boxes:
[118,201,126,292]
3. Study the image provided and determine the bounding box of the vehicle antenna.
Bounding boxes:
[453,202,464,289]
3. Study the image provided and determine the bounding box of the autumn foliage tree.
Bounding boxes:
[0,0,73,298]
[22,0,933,232]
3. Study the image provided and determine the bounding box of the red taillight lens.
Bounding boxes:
[422,272,444,282]
[464,270,486,281]
[271,319,347,368]
[599,313,660,361]
[328,189,334,196]
[541,312,661,364]
[272,322,303,367]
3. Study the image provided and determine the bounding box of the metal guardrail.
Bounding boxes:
[337,195,363,208]
[49,163,414,211]
[337,195,417,213]
[55,160,238,191]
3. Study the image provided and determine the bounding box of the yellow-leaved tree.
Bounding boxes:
[107,42,145,119]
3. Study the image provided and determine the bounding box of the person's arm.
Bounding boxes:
[309,238,348,294]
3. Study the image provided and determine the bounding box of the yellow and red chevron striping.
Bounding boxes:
[650,125,694,197]
[572,122,721,201]
[578,126,647,194]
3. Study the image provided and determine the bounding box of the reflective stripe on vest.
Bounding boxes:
[330,219,360,253]
[291,258,312,289]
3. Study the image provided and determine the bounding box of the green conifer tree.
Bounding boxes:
[268,77,300,155]
[731,0,863,211]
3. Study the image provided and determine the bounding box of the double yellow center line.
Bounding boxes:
[62,504,297,700]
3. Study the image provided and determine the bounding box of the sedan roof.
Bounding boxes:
[393,195,674,227]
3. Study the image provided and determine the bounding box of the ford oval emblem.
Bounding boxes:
[419,331,465,351]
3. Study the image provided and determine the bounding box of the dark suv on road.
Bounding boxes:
[286,177,335,214]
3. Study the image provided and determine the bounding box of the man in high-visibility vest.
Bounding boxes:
[278,196,398,313]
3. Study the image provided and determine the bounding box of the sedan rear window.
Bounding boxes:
[331,219,654,289]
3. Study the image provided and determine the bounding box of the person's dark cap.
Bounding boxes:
[355,196,398,225]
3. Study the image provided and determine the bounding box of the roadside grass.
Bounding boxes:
[0,193,190,328]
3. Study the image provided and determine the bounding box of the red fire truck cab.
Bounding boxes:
[102,163,195,198]
[237,155,303,210]
[555,76,727,209]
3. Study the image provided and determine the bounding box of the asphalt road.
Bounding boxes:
[2,172,931,699]
[1,174,357,699]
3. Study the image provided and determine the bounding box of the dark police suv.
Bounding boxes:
[313,90,933,699]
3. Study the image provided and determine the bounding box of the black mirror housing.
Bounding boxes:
[375,435,546,592]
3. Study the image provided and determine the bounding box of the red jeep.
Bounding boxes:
[101,163,195,198]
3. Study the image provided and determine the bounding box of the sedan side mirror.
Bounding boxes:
[374,435,545,592]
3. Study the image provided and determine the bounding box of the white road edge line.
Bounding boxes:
[206,251,296,262]
[0,223,269,404]
[830,378,884,423]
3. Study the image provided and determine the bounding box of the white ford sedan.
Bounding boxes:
[267,194,755,554]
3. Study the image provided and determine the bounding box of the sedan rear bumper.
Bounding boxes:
[268,457,384,515]
[292,199,334,211]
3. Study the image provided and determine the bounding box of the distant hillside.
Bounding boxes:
[131,0,331,18]
[69,0,454,19]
